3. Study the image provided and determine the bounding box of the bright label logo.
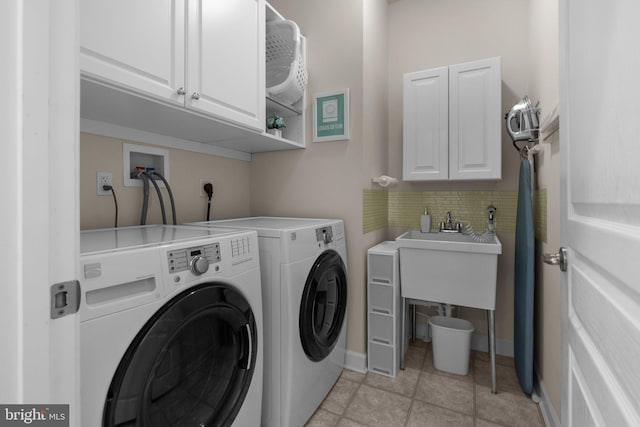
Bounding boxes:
[0,405,68,426]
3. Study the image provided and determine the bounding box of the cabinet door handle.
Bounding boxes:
[372,308,391,315]
[191,92,201,100]
[176,87,186,96]
[372,337,391,345]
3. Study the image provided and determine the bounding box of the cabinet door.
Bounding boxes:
[80,0,185,105]
[449,57,501,180]
[187,0,265,131]
[402,67,449,181]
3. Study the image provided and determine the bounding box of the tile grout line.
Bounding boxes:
[335,374,365,426]
[401,348,427,427]
[314,347,544,427]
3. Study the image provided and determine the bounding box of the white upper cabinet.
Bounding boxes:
[403,57,502,181]
[403,67,449,181]
[186,0,265,130]
[80,0,265,132]
[448,57,501,180]
[80,0,186,104]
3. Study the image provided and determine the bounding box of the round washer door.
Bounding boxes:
[299,250,348,362]
[103,283,257,427]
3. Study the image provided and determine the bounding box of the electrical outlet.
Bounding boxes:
[199,179,213,197]
[97,172,113,196]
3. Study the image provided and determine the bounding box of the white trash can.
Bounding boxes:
[429,316,475,375]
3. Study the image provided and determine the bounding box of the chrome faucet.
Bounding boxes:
[487,205,497,232]
[445,211,454,228]
[439,211,462,233]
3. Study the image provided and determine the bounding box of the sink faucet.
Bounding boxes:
[446,211,454,227]
[487,205,497,232]
[439,211,462,233]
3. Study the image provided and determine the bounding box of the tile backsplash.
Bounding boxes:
[363,189,389,234]
[363,189,548,242]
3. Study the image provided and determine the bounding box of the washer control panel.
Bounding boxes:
[167,243,221,274]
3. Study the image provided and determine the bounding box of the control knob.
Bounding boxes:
[189,255,209,275]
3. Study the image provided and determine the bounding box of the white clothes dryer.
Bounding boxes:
[188,217,348,427]
[79,225,263,427]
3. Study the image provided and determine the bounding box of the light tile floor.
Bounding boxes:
[305,341,545,427]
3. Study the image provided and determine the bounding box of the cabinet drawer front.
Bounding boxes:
[368,313,394,346]
[369,283,394,315]
[368,253,395,284]
[368,342,396,377]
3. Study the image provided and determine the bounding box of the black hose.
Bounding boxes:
[204,183,213,222]
[138,172,150,225]
[142,171,166,225]
[151,171,177,225]
[108,186,118,228]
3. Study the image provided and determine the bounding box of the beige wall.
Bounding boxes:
[528,0,561,418]
[387,0,531,343]
[363,0,389,188]
[251,0,372,355]
[80,133,251,229]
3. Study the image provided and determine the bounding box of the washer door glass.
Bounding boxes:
[299,250,348,362]
[103,283,257,427]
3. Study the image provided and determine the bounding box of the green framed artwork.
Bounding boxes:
[313,89,350,142]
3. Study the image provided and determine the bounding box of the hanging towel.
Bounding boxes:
[514,158,535,395]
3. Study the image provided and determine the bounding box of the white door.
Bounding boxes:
[1,0,79,422]
[448,57,501,180]
[560,0,640,425]
[80,0,186,104]
[402,67,449,181]
[187,0,265,131]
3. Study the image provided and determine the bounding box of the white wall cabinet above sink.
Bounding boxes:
[403,57,502,181]
[80,0,306,155]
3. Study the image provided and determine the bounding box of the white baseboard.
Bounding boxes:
[471,333,514,358]
[534,368,561,427]
[344,350,367,373]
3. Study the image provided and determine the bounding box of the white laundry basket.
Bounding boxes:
[266,20,308,106]
[429,316,475,375]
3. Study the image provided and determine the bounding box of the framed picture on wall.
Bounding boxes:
[312,89,350,142]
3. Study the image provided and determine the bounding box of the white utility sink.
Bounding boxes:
[395,230,502,310]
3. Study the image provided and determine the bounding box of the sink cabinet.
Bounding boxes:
[403,57,502,181]
[81,0,265,132]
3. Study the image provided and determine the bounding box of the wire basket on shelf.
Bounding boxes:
[266,20,308,107]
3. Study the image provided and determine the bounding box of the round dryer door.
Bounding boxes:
[103,283,257,427]
[299,249,348,362]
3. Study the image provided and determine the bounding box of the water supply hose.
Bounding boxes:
[142,171,166,225]
[150,171,177,225]
[137,172,150,225]
[459,220,495,243]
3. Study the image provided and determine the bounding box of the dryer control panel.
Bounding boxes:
[316,226,333,244]
[167,243,221,274]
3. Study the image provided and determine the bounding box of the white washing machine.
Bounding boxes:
[188,217,348,427]
[79,225,263,427]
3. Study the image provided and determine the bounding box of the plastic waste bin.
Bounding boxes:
[429,316,474,375]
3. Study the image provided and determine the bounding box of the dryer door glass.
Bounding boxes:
[103,283,257,427]
[299,250,348,362]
